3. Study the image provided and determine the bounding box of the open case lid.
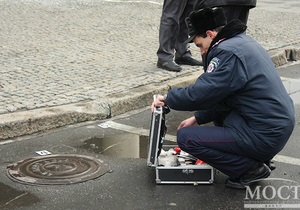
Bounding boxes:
[147,105,169,167]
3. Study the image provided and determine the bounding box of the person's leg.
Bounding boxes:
[222,5,250,24]
[177,125,271,189]
[238,7,250,25]
[175,0,202,66]
[177,126,257,179]
[175,0,192,59]
[157,0,187,62]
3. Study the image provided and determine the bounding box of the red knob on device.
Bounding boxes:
[174,146,181,153]
[196,159,206,165]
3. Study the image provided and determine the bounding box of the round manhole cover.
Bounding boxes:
[6,154,111,185]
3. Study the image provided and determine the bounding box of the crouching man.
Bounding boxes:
[151,7,295,189]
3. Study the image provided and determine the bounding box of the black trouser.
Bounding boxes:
[222,5,251,24]
[157,0,196,62]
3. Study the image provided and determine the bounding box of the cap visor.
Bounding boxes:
[185,35,195,43]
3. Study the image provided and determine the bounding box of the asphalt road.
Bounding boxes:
[1,1,300,208]
[1,63,300,210]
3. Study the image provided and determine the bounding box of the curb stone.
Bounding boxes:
[270,45,300,67]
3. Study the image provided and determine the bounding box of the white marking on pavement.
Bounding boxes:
[104,121,177,142]
[103,121,300,166]
[280,76,300,82]
[0,140,14,145]
[273,155,300,166]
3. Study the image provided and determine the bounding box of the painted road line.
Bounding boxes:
[273,154,300,166]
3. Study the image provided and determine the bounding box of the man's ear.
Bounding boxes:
[206,30,215,39]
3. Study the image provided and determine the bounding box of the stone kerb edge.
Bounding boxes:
[270,46,300,67]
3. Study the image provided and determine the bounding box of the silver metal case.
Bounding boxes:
[147,106,214,185]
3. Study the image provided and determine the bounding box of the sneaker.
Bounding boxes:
[157,60,182,72]
[175,57,202,66]
[225,162,271,189]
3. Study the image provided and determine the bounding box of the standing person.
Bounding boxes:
[157,0,202,72]
[152,8,295,189]
[193,0,257,24]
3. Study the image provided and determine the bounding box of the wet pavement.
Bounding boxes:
[81,134,149,158]
[0,87,300,209]
[1,0,300,209]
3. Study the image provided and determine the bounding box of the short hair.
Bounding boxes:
[197,25,224,38]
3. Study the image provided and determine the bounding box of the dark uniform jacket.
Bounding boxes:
[164,20,295,161]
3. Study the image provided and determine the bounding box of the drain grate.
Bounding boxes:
[7,154,111,185]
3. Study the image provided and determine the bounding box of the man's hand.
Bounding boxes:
[151,95,165,112]
[177,116,198,130]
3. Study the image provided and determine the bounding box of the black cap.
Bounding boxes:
[185,17,196,43]
[186,7,227,43]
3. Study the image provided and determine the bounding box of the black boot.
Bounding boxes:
[264,160,276,171]
[225,162,271,189]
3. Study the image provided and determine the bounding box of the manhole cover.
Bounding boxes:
[6,154,111,185]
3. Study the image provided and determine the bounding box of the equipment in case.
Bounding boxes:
[147,99,214,185]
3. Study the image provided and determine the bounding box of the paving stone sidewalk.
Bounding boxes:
[0,0,300,140]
